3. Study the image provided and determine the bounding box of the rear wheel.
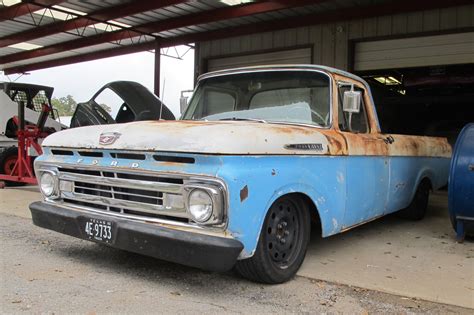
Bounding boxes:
[398,179,431,220]
[235,195,311,284]
[0,146,26,187]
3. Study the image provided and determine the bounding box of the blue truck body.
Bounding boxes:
[29,65,452,282]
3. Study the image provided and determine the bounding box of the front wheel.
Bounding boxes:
[235,195,311,284]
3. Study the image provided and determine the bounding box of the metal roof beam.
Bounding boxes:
[3,0,472,75]
[0,0,187,48]
[3,41,156,74]
[0,0,328,64]
[0,0,64,22]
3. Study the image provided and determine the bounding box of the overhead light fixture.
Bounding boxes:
[52,5,87,16]
[2,0,21,6]
[8,42,43,50]
[220,0,254,6]
[374,76,402,85]
[108,20,131,28]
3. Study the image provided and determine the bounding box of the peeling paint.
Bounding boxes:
[44,118,451,159]
[395,182,406,190]
[317,196,326,205]
[240,185,249,202]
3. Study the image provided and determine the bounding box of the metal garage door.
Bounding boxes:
[207,47,311,72]
[354,32,474,71]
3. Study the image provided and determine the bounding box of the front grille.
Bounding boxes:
[58,167,188,221]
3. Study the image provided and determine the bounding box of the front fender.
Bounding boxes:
[217,155,346,258]
[265,183,345,239]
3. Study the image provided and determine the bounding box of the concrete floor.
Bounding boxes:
[1,186,473,309]
[300,192,474,308]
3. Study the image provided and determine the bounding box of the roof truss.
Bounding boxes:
[1,0,472,74]
[0,0,187,48]
[0,0,64,22]
[0,0,327,65]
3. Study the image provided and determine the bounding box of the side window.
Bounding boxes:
[338,85,369,133]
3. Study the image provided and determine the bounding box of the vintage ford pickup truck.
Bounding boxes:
[29,65,451,283]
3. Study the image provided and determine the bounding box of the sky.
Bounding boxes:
[0,45,195,118]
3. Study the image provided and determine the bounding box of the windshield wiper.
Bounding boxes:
[218,117,267,123]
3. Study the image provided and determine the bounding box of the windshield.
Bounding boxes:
[182,71,331,127]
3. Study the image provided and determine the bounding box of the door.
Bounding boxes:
[337,83,390,229]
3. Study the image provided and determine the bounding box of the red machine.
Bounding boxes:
[0,102,53,186]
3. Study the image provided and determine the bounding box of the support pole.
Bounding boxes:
[154,40,161,97]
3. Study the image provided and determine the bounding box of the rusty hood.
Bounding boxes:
[42,120,332,155]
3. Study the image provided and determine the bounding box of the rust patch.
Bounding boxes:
[325,132,347,155]
[389,134,451,157]
[155,161,192,167]
[342,132,388,156]
[240,185,249,202]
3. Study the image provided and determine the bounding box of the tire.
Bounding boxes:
[397,179,431,220]
[0,146,26,187]
[235,195,311,284]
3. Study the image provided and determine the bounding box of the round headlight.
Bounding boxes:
[40,172,56,197]
[188,189,213,223]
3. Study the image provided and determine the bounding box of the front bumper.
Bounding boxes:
[29,201,243,272]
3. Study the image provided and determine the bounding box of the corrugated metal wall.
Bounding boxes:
[197,4,473,73]
[354,32,474,70]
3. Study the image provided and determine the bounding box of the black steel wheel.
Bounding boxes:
[397,179,431,220]
[236,195,311,284]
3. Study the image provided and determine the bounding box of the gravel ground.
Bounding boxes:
[1,213,471,314]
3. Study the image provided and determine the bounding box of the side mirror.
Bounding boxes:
[179,89,194,114]
[343,88,361,114]
[180,96,189,114]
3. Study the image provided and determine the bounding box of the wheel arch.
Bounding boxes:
[410,169,435,202]
[262,183,329,239]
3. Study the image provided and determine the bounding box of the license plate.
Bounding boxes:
[82,217,115,244]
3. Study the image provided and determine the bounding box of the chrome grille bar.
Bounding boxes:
[57,167,187,220]
[74,183,164,201]
[61,192,188,218]
[58,172,182,194]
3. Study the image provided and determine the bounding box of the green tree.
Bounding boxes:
[51,95,77,116]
